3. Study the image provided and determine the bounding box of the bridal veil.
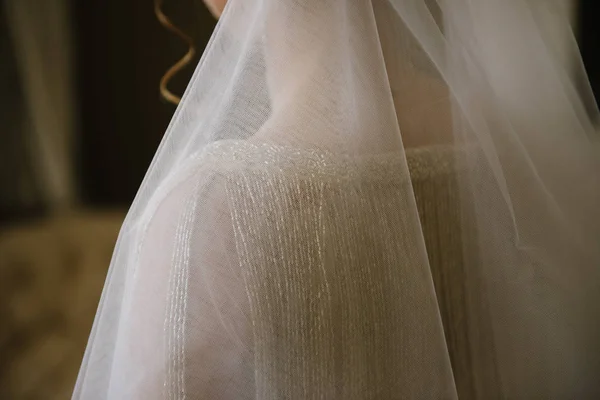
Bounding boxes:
[74,0,600,398]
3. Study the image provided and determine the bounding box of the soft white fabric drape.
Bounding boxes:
[75,1,600,398]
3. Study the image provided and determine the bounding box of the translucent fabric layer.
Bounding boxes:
[74,0,600,398]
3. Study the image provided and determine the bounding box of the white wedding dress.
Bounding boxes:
[74,1,600,399]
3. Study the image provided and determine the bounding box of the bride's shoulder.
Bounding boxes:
[134,138,417,228]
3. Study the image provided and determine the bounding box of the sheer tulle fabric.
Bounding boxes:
[74,0,600,398]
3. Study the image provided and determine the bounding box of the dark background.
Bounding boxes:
[74,0,216,206]
[579,1,600,110]
[0,4,217,396]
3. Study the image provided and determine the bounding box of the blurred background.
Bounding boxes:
[0,0,214,398]
[0,0,597,398]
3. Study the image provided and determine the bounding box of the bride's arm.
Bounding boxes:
[107,170,252,399]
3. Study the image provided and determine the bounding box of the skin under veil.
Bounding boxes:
[204,0,227,17]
